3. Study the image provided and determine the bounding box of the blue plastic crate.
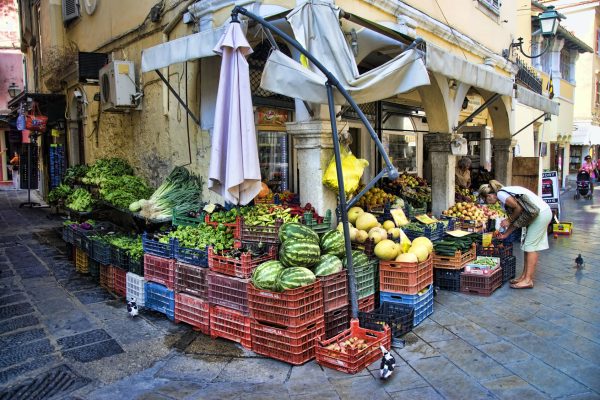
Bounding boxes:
[404,223,444,242]
[110,245,130,271]
[62,225,75,244]
[144,282,175,320]
[142,232,174,258]
[380,285,434,327]
[174,240,208,267]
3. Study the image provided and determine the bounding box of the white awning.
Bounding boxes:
[572,122,600,145]
[425,44,514,96]
[515,84,559,116]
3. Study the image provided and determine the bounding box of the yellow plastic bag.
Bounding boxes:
[322,146,369,195]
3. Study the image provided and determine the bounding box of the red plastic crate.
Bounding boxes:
[208,246,277,279]
[460,267,502,296]
[112,267,127,297]
[316,319,391,374]
[209,305,252,349]
[175,261,209,299]
[251,319,325,365]
[324,306,349,339]
[207,271,250,314]
[352,294,375,314]
[248,281,324,327]
[175,292,210,335]
[379,254,433,295]
[99,265,114,292]
[318,270,348,313]
[205,214,240,239]
[144,254,175,289]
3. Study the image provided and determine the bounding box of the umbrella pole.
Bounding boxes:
[326,83,359,320]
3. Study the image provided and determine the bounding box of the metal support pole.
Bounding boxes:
[455,93,502,131]
[512,113,547,137]
[155,70,201,126]
[327,83,358,319]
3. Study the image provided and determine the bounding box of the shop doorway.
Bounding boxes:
[550,143,564,184]
[67,97,85,166]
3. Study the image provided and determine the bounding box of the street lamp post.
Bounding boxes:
[503,6,561,59]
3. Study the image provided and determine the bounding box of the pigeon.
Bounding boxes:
[379,345,396,380]
[127,299,139,317]
[575,254,584,269]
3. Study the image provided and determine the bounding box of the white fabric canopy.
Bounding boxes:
[260,1,430,104]
[208,23,262,205]
[514,84,559,116]
[425,44,514,97]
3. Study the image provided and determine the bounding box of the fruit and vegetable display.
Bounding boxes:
[255,187,297,204]
[209,207,248,224]
[48,184,72,204]
[99,175,153,210]
[66,188,94,212]
[433,235,476,256]
[374,236,433,263]
[81,158,134,186]
[340,206,409,247]
[62,164,89,185]
[164,225,235,252]
[242,204,300,226]
[469,257,499,268]
[455,185,476,203]
[382,174,431,208]
[442,202,487,223]
[325,336,370,352]
[130,167,204,221]
[485,202,506,218]
[354,186,396,210]
[107,235,144,261]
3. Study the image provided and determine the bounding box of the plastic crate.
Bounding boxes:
[126,272,146,306]
[175,292,210,334]
[207,271,250,314]
[88,259,100,280]
[99,265,114,292]
[380,285,434,327]
[145,282,175,320]
[404,203,428,220]
[324,306,349,339]
[358,302,414,343]
[73,227,92,252]
[318,270,348,312]
[62,225,75,244]
[90,237,112,265]
[175,261,209,299]
[433,244,476,270]
[350,239,376,257]
[144,254,175,289]
[174,241,208,267]
[302,210,333,235]
[209,305,252,349]
[501,256,516,283]
[129,257,144,276]
[208,246,277,279]
[316,319,391,375]
[355,294,375,314]
[172,211,206,227]
[74,247,89,274]
[352,258,378,299]
[460,267,502,296]
[248,281,324,328]
[110,245,130,271]
[434,268,463,292]
[205,214,240,239]
[379,255,433,295]
[142,232,174,258]
[476,242,513,259]
[403,222,445,242]
[553,222,573,235]
[251,319,325,365]
[459,219,486,233]
[240,217,282,245]
[113,267,127,298]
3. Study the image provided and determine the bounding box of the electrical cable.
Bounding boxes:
[433,0,468,61]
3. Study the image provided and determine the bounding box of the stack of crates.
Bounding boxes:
[378,254,434,328]
[432,243,476,292]
[476,240,515,284]
[319,270,349,339]
[143,233,176,320]
[348,256,378,315]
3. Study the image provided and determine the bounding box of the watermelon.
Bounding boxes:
[320,230,345,258]
[279,239,321,269]
[252,260,285,291]
[278,223,319,244]
[276,267,316,291]
[313,254,343,277]
[343,250,371,270]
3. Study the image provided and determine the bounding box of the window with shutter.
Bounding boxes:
[478,0,500,14]
[62,0,80,25]
[595,78,600,106]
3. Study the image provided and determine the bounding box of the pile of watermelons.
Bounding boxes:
[252,223,357,292]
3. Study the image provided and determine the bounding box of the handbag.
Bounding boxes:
[499,190,540,228]
[25,103,48,132]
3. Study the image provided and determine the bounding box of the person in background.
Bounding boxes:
[580,155,596,194]
[455,157,472,189]
[478,180,552,289]
[9,152,19,190]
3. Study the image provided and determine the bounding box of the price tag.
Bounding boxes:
[482,233,493,247]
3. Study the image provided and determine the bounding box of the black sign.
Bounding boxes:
[19,144,39,190]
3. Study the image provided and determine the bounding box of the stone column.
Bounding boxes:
[492,139,516,186]
[286,120,339,218]
[428,133,456,216]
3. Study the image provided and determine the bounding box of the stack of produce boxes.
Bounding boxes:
[460,256,503,296]
[477,237,515,284]
[142,232,176,320]
[432,234,477,292]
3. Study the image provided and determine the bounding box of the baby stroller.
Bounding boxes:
[575,170,593,200]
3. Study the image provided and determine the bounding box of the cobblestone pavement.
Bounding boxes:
[0,188,598,400]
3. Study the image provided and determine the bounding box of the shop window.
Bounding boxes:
[478,0,500,14]
[383,132,417,174]
[560,48,570,82]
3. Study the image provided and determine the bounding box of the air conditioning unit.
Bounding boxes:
[99,61,139,112]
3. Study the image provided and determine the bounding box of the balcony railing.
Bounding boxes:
[515,57,543,94]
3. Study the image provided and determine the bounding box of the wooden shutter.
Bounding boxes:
[62,0,80,25]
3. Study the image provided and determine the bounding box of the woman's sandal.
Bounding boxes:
[509,278,522,284]
[510,282,534,289]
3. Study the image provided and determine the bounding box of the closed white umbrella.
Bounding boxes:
[208,22,262,205]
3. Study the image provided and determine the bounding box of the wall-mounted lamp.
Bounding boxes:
[462,97,469,110]
[503,6,561,59]
[7,82,20,98]
[544,113,552,122]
